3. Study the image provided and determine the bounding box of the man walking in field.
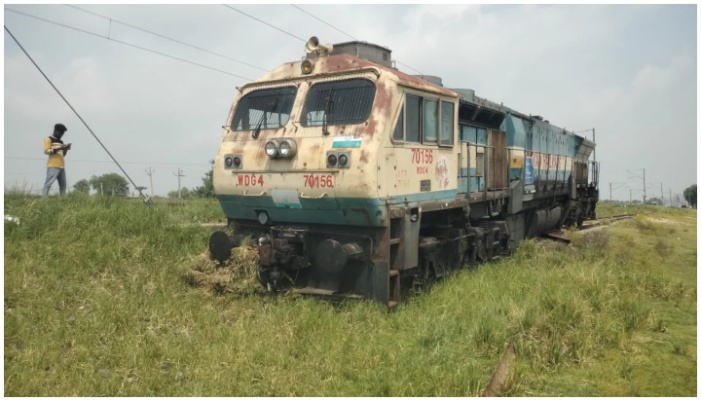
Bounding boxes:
[42,123,71,197]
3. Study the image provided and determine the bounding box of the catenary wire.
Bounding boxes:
[65,4,269,72]
[286,4,425,75]
[4,7,254,81]
[289,4,358,41]
[222,4,306,42]
[5,157,212,166]
[4,25,153,203]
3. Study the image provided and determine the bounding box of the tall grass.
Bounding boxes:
[4,196,697,396]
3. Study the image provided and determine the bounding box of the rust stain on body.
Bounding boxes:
[360,150,370,164]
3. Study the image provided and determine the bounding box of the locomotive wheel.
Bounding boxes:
[411,263,435,294]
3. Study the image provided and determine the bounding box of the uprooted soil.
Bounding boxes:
[186,245,265,296]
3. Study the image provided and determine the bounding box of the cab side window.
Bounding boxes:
[423,99,438,144]
[440,101,454,146]
[392,93,454,147]
[405,95,421,143]
[392,108,404,141]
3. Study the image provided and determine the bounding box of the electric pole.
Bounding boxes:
[173,168,185,199]
[146,167,155,199]
[609,182,612,201]
[669,188,672,207]
[643,168,646,204]
[660,183,663,206]
[592,127,596,163]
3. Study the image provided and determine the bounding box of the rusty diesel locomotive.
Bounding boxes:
[209,37,599,307]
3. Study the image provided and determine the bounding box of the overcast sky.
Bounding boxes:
[3,3,697,201]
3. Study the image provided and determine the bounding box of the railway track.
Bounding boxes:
[543,214,635,244]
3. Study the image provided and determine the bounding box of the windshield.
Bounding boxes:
[301,78,376,127]
[231,86,297,131]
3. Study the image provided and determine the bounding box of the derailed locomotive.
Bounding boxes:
[210,37,599,307]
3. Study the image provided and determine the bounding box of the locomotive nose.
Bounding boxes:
[314,240,364,273]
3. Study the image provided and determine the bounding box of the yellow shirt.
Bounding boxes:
[44,137,65,169]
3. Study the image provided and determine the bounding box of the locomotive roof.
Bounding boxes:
[248,47,593,144]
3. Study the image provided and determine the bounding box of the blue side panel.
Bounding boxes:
[461,125,488,145]
[524,158,534,184]
[458,177,484,194]
[505,114,527,148]
[382,189,458,206]
[509,167,523,181]
[217,190,460,227]
[217,195,386,226]
[458,167,483,194]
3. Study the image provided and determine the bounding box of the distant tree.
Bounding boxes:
[89,173,129,196]
[193,160,215,198]
[683,184,696,208]
[73,179,91,194]
[646,197,662,206]
[168,187,192,199]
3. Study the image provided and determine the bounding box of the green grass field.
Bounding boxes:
[4,195,697,396]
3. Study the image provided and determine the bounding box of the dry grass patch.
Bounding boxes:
[186,245,263,296]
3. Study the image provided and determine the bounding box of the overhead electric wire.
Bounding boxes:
[65,4,269,72]
[395,60,425,76]
[289,4,358,41]
[286,4,425,76]
[222,4,306,42]
[5,157,211,167]
[4,7,254,81]
[4,25,153,203]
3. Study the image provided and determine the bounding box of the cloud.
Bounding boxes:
[631,50,694,92]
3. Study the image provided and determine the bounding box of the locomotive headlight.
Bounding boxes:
[265,141,279,158]
[279,139,297,158]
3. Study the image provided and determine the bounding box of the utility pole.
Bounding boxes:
[629,188,632,204]
[669,188,672,207]
[173,168,185,199]
[660,183,663,206]
[609,182,612,201]
[146,167,155,199]
[592,127,596,163]
[642,168,646,204]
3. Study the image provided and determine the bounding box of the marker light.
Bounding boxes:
[338,154,348,167]
[265,141,278,158]
[233,156,242,167]
[327,154,338,167]
[301,59,313,75]
[225,156,234,167]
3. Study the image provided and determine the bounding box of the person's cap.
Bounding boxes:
[54,123,67,132]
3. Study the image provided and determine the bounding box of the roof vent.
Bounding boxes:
[330,40,393,67]
[412,75,443,87]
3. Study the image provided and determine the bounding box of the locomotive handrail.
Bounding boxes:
[299,192,328,199]
[241,190,267,196]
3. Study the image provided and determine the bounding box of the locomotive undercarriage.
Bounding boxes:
[210,184,597,308]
